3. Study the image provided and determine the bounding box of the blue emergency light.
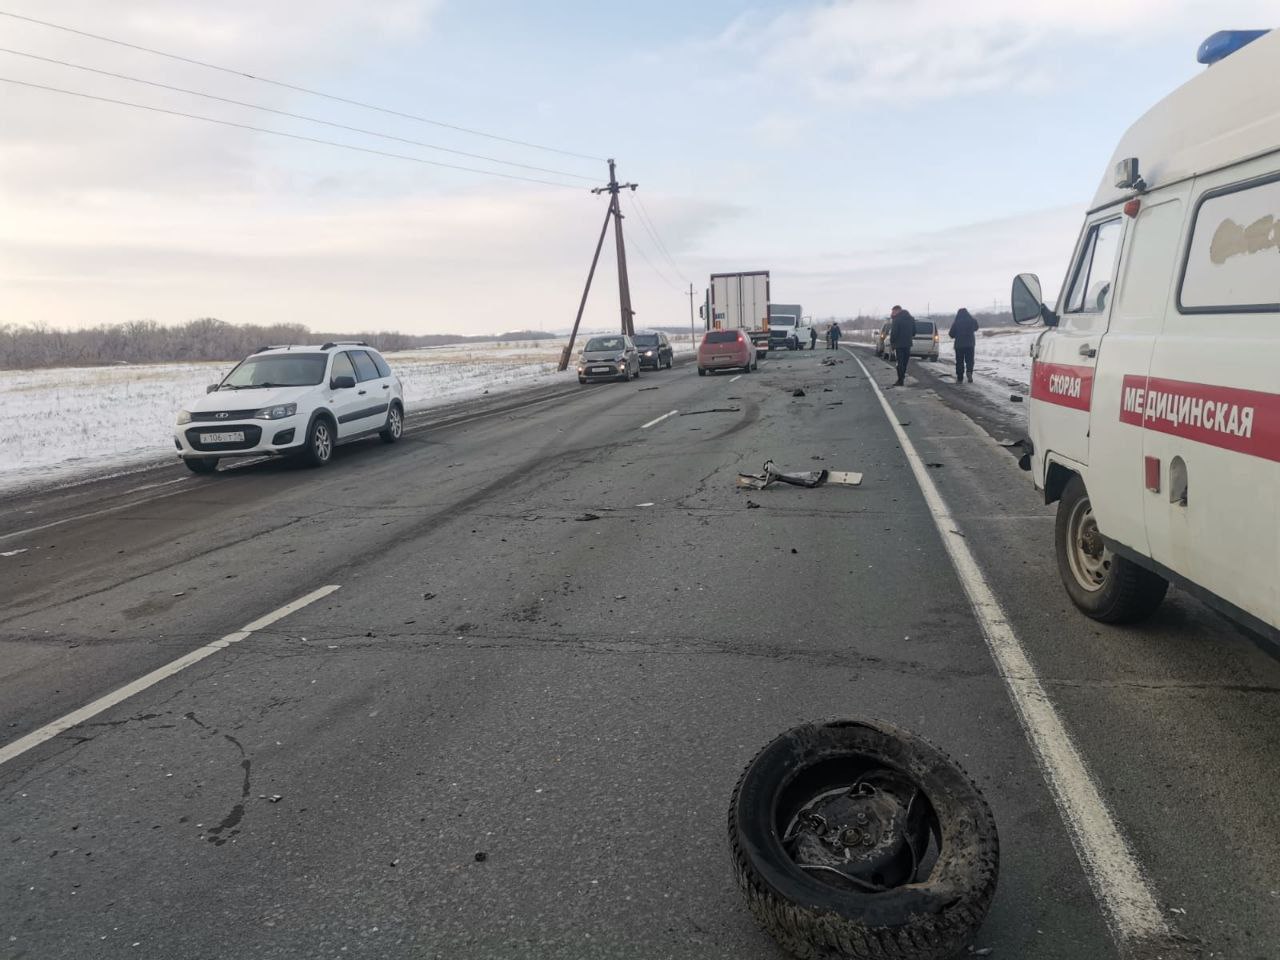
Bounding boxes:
[1197,29,1270,65]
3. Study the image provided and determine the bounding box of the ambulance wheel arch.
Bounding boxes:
[1054,475,1170,623]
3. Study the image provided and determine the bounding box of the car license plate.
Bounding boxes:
[591,366,610,374]
[200,431,245,443]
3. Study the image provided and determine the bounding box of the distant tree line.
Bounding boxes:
[0,319,559,370]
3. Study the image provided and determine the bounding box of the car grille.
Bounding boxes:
[189,409,258,422]
[185,425,262,451]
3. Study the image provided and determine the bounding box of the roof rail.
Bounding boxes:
[253,344,295,353]
[320,340,369,350]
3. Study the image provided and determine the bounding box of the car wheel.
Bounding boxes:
[184,456,219,475]
[579,377,587,384]
[1055,475,1168,622]
[379,402,403,444]
[303,415,334,467]
[730,718,999,960]
[698,367,707,377]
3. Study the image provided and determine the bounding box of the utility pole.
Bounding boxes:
[687,283,699,350]
[558,158,637,370]
[593,159,637,336]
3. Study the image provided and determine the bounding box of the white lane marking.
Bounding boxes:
[121,477,189,495]
[0,485,194,544]
[640,410,679,430]
[846,349,1169,945]
[1,548,29,557]
[0,584,341,768]
[729,374,742,383]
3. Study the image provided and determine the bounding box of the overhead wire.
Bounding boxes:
[630,193,689,286]
[0,9,606,163]
[0,47,598,182]
[624,220,685,295]
[0,77,586,189]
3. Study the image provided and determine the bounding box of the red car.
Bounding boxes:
[697,329,757,376]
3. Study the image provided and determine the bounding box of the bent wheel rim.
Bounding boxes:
[1065,495,1110,592]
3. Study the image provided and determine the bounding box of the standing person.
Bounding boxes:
[888,305,916,386]
[949,307,979,383]
[829,321,842,350]
[809,325,818,350]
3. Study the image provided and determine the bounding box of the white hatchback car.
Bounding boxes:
[175,342,405,473]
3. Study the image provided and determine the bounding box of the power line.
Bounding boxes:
[0,47,598,182]
[627,228,684,295]
[0,77,585,189]
[630,193,688,285]
[0,8,605,163]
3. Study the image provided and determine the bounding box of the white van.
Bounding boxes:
[1010,29,1278,648]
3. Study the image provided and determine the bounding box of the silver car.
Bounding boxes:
[577,335,641,383]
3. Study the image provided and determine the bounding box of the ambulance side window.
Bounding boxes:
[1064,218,1123,317]
[1179,174,1280,313]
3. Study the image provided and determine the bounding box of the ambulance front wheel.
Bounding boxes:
[1055,475,1168,623]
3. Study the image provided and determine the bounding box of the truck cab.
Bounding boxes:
[1010,29,1279,648]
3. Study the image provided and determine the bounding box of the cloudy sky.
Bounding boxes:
[0,1,1273,334]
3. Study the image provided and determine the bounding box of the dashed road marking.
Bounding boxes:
[640,410,679,430]
[846,347,1169,947]
[729,374,742,383]
[0,584,341,767]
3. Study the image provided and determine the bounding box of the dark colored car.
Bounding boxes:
[633,332,674,370]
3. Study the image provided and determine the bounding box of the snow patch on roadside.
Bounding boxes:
[0,337,691,497]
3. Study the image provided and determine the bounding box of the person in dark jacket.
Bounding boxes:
[809,325,818,350]
[888,306,915,385]
[828,322,842,350]
[949,308,979,383]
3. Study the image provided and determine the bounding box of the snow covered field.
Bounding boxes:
[0,337,690,496]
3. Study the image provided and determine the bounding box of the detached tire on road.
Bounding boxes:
[1055,475,1168,623]
[729,719,998,960]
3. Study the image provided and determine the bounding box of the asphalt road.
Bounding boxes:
[1,348,1277,960]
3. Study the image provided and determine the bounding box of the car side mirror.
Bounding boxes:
[330,375,356,390]
[1012,273,1058,327]
[206,384,219,394]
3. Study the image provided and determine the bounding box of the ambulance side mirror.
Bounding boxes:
[1012,273,1058,327]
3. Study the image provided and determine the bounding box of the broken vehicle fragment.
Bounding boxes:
[736,460,863,490]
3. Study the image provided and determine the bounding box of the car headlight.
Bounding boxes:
[644,350,654,356]
[176,410,192,425]
[254,403,297,420]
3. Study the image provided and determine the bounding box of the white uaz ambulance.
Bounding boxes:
[1011,29,1278,647]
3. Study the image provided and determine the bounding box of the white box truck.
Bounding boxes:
[768,303,809,350]
[1009,28,1278,647]
[709,271,770,358]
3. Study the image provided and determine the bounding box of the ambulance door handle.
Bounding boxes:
[1079,343,1097,358]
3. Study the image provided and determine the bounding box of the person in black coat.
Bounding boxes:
[949,307,979,383]
[888,306,916,385]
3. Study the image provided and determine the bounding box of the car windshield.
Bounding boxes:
[632,334,658,346]
[584,337,625,352]
[706,331,739,344]
[220,354,327,389]
[915,321,936,335]
[771,317,795,327]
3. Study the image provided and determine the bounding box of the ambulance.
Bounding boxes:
[1010,29,1278,647]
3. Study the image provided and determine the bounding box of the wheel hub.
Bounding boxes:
[785,773,928,890]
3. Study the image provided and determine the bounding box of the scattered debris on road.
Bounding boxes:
[682,407,741,416]
[639,386,660,391]
[737,460,863,490]
[927,462,945,469]
[746,500,761,509]
[636,502,655,507]
[1009,394,1024,402]
[423,592,437,600]
[575,513,601,522]
[792,389,806,397]
[474,851,488,862]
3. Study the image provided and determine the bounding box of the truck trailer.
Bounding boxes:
[708,271,770,358]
